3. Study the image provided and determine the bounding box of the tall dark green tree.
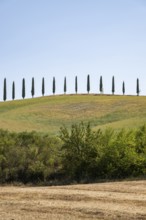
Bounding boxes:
[136,78,140,96]
[12,81,15,100]
[122,81,125,95]
[22,78,25,99]
[52,77,56,95]
[99,76,103,94]
[3,78,7,101]
[64,77,67,94]
[42,77,45,96]
[75,76,78,94]
[31,77,35,98]
[112,76,115,95]
[87,74,90,94]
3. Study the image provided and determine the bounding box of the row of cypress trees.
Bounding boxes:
[2,75,140,101]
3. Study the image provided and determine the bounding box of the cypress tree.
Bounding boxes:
[136,78,140,96]
[112,76,115,95]
[87,74,90,94]
[75,76,78,94]
[31,77,35,98]
[3,78,7,101]
[22,78,25,99]
[12,81,15,100]
[42,77,45,96]
[99,76,103,94]
[52,77,56,95]
[64,77,67,94]
[122,81,125,95]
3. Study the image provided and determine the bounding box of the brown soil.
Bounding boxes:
[0,180,146,220]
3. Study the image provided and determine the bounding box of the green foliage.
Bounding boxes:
[0,130,62,183]
[99,76,103,94]
[99,129,144,178]
[12,81,15,100]
[60,122,100,180]
[42,77,45,96]
[3,78,7,101]
[112,76,115,95]
[75,76,78,94]
[136,78,140,96]
[0,123,146,184]
[60,123,146,182]
[122,81,125,95]
[53,77,56,95]
[87,74,90,94]
[135,125,146,153]
[64,77,67,94]
[31,77,35,98]
[22,78,25,99]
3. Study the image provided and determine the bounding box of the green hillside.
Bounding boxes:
[0,94,145,134]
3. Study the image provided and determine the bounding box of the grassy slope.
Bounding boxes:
[0,94,145,134]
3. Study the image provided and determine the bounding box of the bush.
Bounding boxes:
[0,124,146,184]
[60,122,102,181]
[60,124,146,182]
[0,130,62,183]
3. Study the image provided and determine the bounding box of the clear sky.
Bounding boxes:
[0,0,146,100]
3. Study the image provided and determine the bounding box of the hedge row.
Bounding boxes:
[0,123,146,184]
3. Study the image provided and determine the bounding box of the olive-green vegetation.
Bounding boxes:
[31,77,35,98]
[22,78,25,99]
[75,76,78,94]
[3,78,7,102]
[99,76,103,94]
[52,77,56,95]
[112,76,115,95]
[42,77,45,96]
[12,81,15,100]
[0,130,62,184]
[87,75,90,94]
[64,77,67,94]
[0,123,146,184]
[0,94,145,134]
[60,123,146,181]
[122,81,125,95]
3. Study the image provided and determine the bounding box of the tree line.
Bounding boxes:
[2,75,141,101]
[0,122,146,184]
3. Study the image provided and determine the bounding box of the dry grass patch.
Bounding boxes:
[0,180,146,219]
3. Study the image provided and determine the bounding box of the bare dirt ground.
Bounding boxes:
[0,180,146,220]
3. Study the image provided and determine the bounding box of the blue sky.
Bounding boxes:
[0,0,146,100]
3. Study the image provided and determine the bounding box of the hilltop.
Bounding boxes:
[0,94,145,134]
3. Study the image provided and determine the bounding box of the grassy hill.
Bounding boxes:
[0,94,145,134]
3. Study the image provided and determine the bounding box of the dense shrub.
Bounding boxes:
[60,123,146,181]
[60,123,102,181]
[0,130,62,183]
[0,124,146,184]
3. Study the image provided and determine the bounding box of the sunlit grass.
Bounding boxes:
[0,94,145,134]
